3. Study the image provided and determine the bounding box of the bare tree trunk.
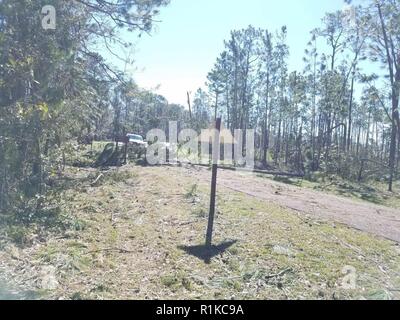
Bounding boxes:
[347,75,355,152]
[275,115,282,165]
[187,91,192,122]
[377,2,400,191]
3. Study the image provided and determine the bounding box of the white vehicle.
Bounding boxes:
[127,134,148,148]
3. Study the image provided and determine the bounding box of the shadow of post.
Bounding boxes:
[178,240,237,264]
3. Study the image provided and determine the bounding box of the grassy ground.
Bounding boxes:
[1,164,399,300]
[71,141,400,208]
[264,174,400,209]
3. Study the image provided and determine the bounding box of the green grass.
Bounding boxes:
[0,165,399,300]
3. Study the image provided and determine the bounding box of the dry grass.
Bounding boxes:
[0,165,399,300]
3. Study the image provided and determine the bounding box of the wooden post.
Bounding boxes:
[206,118,222,247]
[122,129,127,164]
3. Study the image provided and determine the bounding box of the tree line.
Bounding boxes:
[0,0,174,214]
[1,0,399,218]
[200,1,400,191]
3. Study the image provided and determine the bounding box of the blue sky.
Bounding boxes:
[112,0,354,105]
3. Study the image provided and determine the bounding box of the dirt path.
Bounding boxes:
[181,166,400,243]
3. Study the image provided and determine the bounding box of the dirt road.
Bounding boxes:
[180,166,400,243]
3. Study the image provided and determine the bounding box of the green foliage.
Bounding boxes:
[0,0,170,214]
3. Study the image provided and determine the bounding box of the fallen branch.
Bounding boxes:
[264,267,293,279]
[176,163,304,178]
[85,247,135,255]
[360,158,390,169]
[90,173,104,186]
